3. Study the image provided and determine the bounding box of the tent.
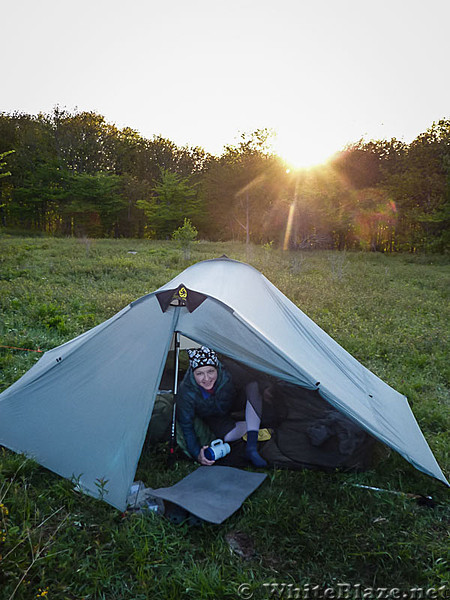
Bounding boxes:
[0,257,447,511]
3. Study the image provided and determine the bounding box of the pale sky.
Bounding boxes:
[3,0,450,167]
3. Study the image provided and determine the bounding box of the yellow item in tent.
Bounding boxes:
[242,428,272,442]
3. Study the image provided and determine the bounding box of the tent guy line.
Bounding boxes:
[0,345,43,353]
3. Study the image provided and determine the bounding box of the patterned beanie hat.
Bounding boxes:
[187,346,219,370]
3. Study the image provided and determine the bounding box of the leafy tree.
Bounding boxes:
[331,139,382,189]
[2,113,61,230]
[0,150,14,227]
[172,217,198,259]
[383,120,450,251]
[49,107,120,174]
[64,172,125,237]
[0,150,14,179]
[352,187,397,251]
[331,138,406,189]
[11,161,70,231]
[137,168,200,238]
[202,129,282,244]
[118,174,152,237]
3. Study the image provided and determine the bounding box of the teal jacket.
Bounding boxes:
[177,363,236,459]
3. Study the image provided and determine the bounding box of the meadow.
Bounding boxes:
[0,235,449,600]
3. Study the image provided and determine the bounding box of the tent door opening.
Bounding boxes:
[141,340,376,474]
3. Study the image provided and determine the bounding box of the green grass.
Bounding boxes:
[0,235,449,599]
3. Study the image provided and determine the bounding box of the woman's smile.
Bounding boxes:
[193,365,218,391]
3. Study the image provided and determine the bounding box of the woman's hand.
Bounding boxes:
[197,446,215,466]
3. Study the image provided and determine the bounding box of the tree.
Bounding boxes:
[137,168,200,238]
[63,172,125,237]
[49,107,120,174]
[0,150,14,180]
[11,161,70,232]
[172,217,198,259]
[201,129,282,243]
[2,113,61,231]
[117,174,152,238]
[352,187,397,251]
[383,120,450,250]
[331,138,407,189]
[0,150,14,227]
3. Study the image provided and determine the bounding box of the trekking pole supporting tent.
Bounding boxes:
[169,331,180,460]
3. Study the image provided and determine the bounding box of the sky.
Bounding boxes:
[3,0,450,167]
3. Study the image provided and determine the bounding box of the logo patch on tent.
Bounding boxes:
[156,284,207,313]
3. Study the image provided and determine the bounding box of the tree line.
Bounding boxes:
[0,108,448,252]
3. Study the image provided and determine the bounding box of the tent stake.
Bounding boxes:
[347,483,435,507]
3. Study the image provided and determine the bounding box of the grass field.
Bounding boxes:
[0,235,449,600]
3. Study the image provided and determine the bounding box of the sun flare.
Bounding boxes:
[272,129,339,170]
[274,139,335,170]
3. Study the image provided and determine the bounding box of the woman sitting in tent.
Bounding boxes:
[177,346,267,468]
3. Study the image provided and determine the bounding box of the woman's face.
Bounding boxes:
[193,365,218,391]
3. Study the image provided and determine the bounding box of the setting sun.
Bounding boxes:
[272,129,339,170]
